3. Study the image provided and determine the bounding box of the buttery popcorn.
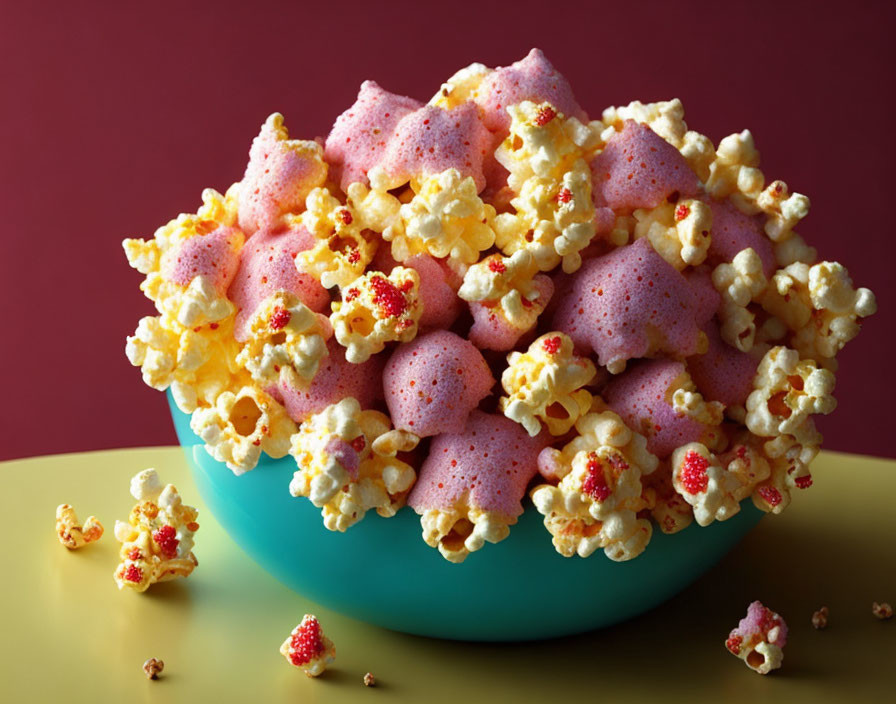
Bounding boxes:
[500,332,596,436]
[55,504,103,549]
[530,411,658,560]
[113,469,199,592]
[429,62,489,109]
[280,614,336,677]
[458,250,546,329]
[288,398,416,531]
[418,507,513,564]
[704,131,765,213]
[712,247,769,351]
[633,199,712,270]
[330,267,422,363]
[670,443,742,526]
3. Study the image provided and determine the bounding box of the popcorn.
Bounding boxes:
[712,247,769,351]
[383,168,496,266]
[234,292,331,387]
[633,199,712,270]
[725,601,788,675]
[55,504,103,549]
[363,672,376,687]
[280,614,335,677]
[189,386,296,474]
[530,411,658,560]
[288,398,416,531]
[644,467,695,535]
[142,658,164,680]
[704,131,765,213]
[812,606,829,629]
[756,180,810,242]
[670,443,742,526]
[330,267,422,363]
[751,430,819,515]
[429,62,489,109]
[113,469,199,592]
[872,602,893,620]
[500,332,596,436]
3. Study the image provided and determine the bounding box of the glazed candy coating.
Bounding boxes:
[384,330,494,437]
[160,225,243,295]
[688,322,758,408]
[405,254,463,330]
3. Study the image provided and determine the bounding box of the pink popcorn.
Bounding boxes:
[688,323,759,407]
[725,601,788,675]
[228,226,330,341]
[602,359,721,459]
[705,197,776,278]
[324,81,423,191]
[160,225,242,295]
[383,330,494,438]
[475,48,588,134]
[552,238,708,371]
[685,267,722,324]
[408,409,547,521]
[468,274,554,351]
[274,339,383,423]
[590,120,700,214]
[237,115,328,234]
[376,102,491,192]
[406,254,463,330]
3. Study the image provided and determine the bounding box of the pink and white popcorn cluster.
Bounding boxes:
[124,49,876,563]
[725,601,788,674]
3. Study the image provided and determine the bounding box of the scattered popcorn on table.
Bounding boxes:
[113,469,199,592]
[55,504,103,549]
[363,672,376,687]
[142,658,164,680]
[812,606,829,630]
[725,601,788,675]
[280,614,335,677]
[872,602,893,620]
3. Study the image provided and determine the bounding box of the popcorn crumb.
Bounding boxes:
[872,602,893,620]
[143,658,164,680]
[363,672,376,687]
[55,504,104,549]
[811,606,829,630]
[280,614,336,677]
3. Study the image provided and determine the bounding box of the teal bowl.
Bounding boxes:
[168,391,762,641]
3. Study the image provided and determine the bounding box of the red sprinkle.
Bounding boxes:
[350,436,366,453]
[674,204,690,221]
[680,450,710,494]
[127,548,142,561]
[370,276,408,318]
[488,259,506,274]
[209,322,219,330]
[152,525,180,560]
[289,617,325,666]
[583,455,612,502]
[123,564,143,583]
[794,474,813,489]
[520,297,534,308]
[758,486,783,507]
[725,635,743,655]
[556,187,573,204]
[270,307,291,330]
[345,288,360,302]
[347,249,361,264]
[337,208,353,225]
[542,336,562,354]
[534,105,557,126]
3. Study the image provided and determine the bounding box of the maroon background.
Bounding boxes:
[1,0,893,461]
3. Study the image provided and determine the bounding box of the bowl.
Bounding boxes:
[168,391,762,641]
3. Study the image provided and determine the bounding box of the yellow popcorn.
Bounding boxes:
[382,168,496,266]
[429,62,490,109]
[712,248,769,351]
[752,429,819,514]
[500,332,596,437]
[774,233,817,268]
[650,489,695,535]
[756,180,810,242]
[704,130,765,213]
[458,251,545,328]
[189,386,296,474]
[235,292,331,387]
[670,443,742,527]
[125,313,239,413]
[279,614,336,677]
[288,398,416,532]
[113,469,199,593]
[530,411,658,560]
[599,99,715,181]
[55,504,103,549]
[418,507,512,564]
[345,181,402,233]
[295,187,377,289]
[633,198,712,270]
[330,267,422,363]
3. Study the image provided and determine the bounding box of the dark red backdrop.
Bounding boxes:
[2,0,893,461]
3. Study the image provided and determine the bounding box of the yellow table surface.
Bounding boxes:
[1,447,893,703]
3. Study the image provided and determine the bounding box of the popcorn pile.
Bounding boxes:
[124,49,876,564]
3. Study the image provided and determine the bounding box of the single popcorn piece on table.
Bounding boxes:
[363,672,376,687]
[288,397,416,531]
[113,469,199,592]
[500,332,596,437]
[812,606,829,629]
[55,504,103,549]
[632,198,712,270]
[142,658,164,680]
[330,266,422,363]
[234,292,332,387]
[531,410,658,560]
[725,601,788,675]
[872,602,893,620]
[280,614,335,677]
[669,443,743,527]
[190,385,297,474]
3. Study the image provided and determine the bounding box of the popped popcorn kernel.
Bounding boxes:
[726,601,787,675]
[752,428,820,514]
[500,332,596,436]
[756,180,810,242]
[345,181,403,234]
[280,614,336,677]
[330,267,422,363]
[872,602,893,620]
[418,507,514,563]
[235,292,332,387]
[288,398,417,531]
[705,130,765,213]
[55,504,103,549]
[812,606,829,629]
[142,658,164,680]
[363,672,376,687]
[712,247,769,351]
[190,386,296,474]
[670,443,742,526]
[633,198,712,270]
[384,168,496,266]
[530,411,658,560]
[429,62,490,109]
[113,469,199,592]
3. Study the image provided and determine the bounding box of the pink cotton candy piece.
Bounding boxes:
[324,436,360,480]
[160,226,242,295]
[408,410,547,518]
[602,359,712,459]
[384,330,494,438]
[705,198,776,278]
[686,267,721,325]
[688,323,758,407]
[227,226,330,342]
[468,274,554,351]
[324,81,423,192]
[552,238,705,369]
[378,102,491,192]
[237,118,327,235]
[276,339,383,423]
[406,254,462,330]
[590,121,699,214]
[731,601,788,647]
[475,48,588,134]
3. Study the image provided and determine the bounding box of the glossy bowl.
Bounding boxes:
[168,391,762,641]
